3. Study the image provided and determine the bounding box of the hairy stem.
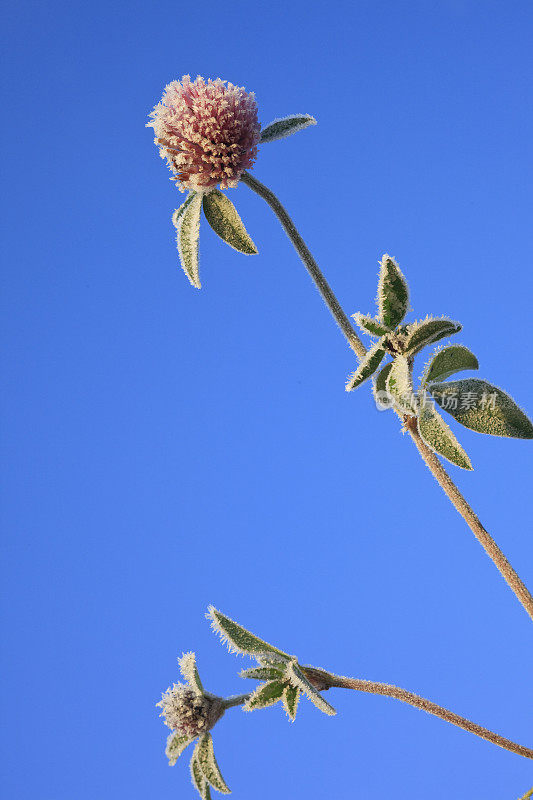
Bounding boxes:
[306,667,533,760]
[240,171,366,359]
[242,169,533,622]
[407,418,533,621]
[225,668,532,759]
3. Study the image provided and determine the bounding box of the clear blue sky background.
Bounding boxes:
[1,1,532,798]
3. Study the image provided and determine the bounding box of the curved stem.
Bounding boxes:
[407,420,533,621]
[240,171,366,360]
[223,669,532,759]
[318,670,533,760]
[242,169,533,622]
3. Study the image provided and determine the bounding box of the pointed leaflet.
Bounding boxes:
[286,661,336,716]
[423,345,479,385]
[260,114,316,143]
[196,733,231,794]
[207,606,291,659]
[403,317,461,356]
[282,684,300,722]
[377,255,409,328]
[174,192,203,288]
[373,361,394,409]
[190,749,210,800]
[202,190,258,255]
[418,401,472,470]
[243,680,286,711]
[240,665,285,681]
[352,313,391,338]
[179,651,204,694]
[429,379,533,439]
[166,732,194,766]
[387,356,417,413]
[345,341,386,391]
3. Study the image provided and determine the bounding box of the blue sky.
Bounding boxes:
[1,1,532,798]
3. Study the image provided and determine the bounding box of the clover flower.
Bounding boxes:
[149,75,317,287]
[157,682,213,739]
[158,652,231,798]
[148,75,261,193]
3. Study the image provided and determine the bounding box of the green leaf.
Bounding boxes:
[260,114,316,143]
[345,342,386,391]
[166,732,194,766]
[429,379,533,439]
[207,606,291,659]
[286,661,336,716]
[423,345,479,385]
[352,313,391,337]
[174,192,203,288]
[190,750,210,800]
[372,361,394,410]
[178,651,204,694]
[258,654,289,667]
[202,190,258,255]
[282,684,300,722]
[196,733,231,794]
[377,254,409,328]
[403,317,461,356]
[418,401,473,470]
[239,666,285,681]
[387,356,417,413]
[243,680,286,711]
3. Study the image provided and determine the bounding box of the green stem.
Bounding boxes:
[222,693,250,709]
[242,169,533,623]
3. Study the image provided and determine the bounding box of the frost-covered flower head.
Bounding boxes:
[148,75,261,192]
[157,652,225,740]
[157,682,212,738]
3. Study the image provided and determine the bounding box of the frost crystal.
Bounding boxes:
[148,75,261,192]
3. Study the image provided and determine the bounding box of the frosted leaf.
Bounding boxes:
[377,255,409,329]
[260,114,316,143]
[351,313,391,337]
[372,361,393,409]
[387,356,417,413]
[423,344,479,385]
[196,733,231,794]
[429,379,533,439]
[207,606,290,659]
[346,341,386,391]
[258,654,290,667]
[418,401,472,470]
[165,731,194,765]
[243,680,285,711]
[175,192,203,288]
[239,666,285,681]
[202,190,258,255]
[403,317,461,356]
[190,748,210,800]
[178,652,204,694]
[286,661,336,716]
[282,684,300,722]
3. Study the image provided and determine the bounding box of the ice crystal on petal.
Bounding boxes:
[148,75,261,192]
